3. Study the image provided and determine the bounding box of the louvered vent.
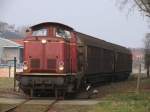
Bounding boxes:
[30,59,40,68]
[47,59,56,69]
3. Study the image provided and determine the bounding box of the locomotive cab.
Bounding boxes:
[23,22,77,74]
[17,22,78,97]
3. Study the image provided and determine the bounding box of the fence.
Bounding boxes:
[0,58,23,77]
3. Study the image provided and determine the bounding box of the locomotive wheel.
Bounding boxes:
[55,87,66,99]
[79,77,87,91]
[21,88,30,96]
[30,88,34,97]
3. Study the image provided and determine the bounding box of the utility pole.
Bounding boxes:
[136,56,141,94]
[14,57,16,91]
[8,65,11,78]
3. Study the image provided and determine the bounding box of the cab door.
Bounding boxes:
[65,41,72,73]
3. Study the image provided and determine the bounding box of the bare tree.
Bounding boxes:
[118,0,150,17]
[17,26,29,37]
[144,33,150,78]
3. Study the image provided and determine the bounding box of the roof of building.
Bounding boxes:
[11,39,24,46]
[0,37,23,48]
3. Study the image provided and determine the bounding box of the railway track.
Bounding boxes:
[43,100,58,112]
[4,99,30,112]
[4,98,58,112]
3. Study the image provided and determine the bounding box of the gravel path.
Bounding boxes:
[0,97,99,105]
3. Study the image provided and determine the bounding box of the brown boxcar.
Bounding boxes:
[76,32,132,84]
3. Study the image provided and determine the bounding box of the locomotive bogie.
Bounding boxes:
[17,73,77,96]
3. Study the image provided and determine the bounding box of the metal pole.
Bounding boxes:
[8,65,11,78]
[136,60,141,94]
[14,57,16,91]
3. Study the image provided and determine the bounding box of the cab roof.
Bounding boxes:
[30,22,74,31]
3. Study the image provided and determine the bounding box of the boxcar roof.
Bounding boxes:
[76,32,130,54]
[30,22,74,31]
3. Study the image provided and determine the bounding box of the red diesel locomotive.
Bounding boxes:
[16,22,132,97]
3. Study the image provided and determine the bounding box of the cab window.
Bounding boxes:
[32,28,48,36]
[56,28,71,38]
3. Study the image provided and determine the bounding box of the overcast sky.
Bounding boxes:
[0,0,149,48]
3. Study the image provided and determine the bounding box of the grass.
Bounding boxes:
[88,92,150,112]
[87,77,150,112]
[0,78,14,89]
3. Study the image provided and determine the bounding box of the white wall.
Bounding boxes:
[0,47,4,63]
[2,47,20,64]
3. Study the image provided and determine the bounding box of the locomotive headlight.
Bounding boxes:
[23,65,28,70]
[59,65,64,71]
[58,61,64,71]
[23,40,29,43]
[41,39,47,44]
[23,61,28,70]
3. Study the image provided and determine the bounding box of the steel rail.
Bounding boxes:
[43,100,58,112]
[4,99,30,112]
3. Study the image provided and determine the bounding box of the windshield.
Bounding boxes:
[32,29,48,36]
[56,28,71,38]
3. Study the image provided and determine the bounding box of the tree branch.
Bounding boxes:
[134,0,147,12]
[141,0,150,13]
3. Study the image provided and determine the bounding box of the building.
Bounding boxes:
[131,48,145,73]
[0,37,23,65]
